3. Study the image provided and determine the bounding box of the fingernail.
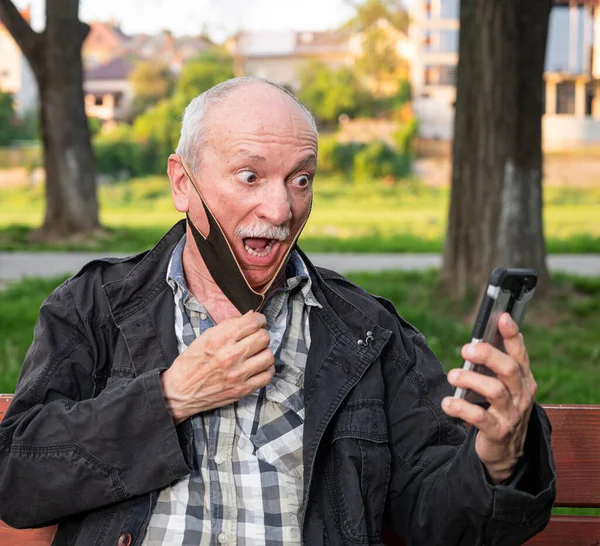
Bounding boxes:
[442,397,452,410]
[464,344,476,358]
[448,369,460,382]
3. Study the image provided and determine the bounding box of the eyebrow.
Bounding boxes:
[231,152,267,164]
[289,154,317,174]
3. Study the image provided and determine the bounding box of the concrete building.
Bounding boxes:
[0,7,37,116]
[410,0,600,150]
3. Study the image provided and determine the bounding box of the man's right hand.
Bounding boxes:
[160,311,274,424]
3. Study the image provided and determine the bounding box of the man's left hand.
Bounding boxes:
[442,312,537,484]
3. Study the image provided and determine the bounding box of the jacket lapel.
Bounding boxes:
[299,257,392,524]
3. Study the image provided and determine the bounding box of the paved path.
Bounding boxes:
[1,252,600,282]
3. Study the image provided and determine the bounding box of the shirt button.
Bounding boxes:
[200,313,207,320]
[218,533,228,544]
[214,454,224,465]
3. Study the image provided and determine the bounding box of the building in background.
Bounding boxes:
[84,57,134,124]
[544,0,600,149]
[0,7,37,117]
[83,20,131,69]
[226,24,412,94]
[226,30,353,91]
[410,0,600,150]
[409,0,459,141]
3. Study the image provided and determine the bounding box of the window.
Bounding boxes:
[586,82,594,116]
[556,81,575,114]
[95,96,103,106]
[424,64,457,86]
[440,0,460,19]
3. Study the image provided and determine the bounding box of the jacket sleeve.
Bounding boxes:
[0,282,192,529]
[383,329,556,546]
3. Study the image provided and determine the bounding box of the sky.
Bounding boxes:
[12,0,363,41]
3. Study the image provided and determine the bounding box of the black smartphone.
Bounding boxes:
[453,267,537,404]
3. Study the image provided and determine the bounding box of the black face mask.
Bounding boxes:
[181,161,311,314]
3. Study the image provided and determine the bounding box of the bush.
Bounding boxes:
[298,62,373,126]
[94,125,164,178]
[353,141,411,181]
[317,135,367,178]
[393,117,419,155]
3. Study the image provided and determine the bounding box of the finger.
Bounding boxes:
[462,342,523,395]
[442,396,500,434]
[237,327,271,358]
[219,311,267,342]
[244,362,276,391]
[243,347,275,378]
[447,368,511,409]
[498,313,530,371]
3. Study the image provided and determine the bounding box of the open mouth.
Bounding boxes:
[243,238,277,258]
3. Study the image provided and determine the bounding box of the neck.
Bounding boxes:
[182,236,241,323]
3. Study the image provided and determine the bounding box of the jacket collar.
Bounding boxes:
[102,220,186,372]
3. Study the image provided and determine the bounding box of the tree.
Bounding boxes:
[131,50,234,162]
[297,62,371,126]
[129,61,175,118]
[0,0,99,238]
[342,0,410,94]
[173,49,234,103]
[441,0,552,298]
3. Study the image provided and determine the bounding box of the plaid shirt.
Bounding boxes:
[142,235,321,546]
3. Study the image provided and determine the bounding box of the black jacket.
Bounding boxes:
[0,221,555,545]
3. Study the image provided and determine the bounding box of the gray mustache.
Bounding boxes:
[235,223,291,241]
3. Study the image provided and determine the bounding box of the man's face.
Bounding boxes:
[184,84,317,290]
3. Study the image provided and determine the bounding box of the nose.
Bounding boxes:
[256,181,292,226]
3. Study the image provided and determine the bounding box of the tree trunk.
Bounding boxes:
[441,0,552,298]
[0,0,99,237]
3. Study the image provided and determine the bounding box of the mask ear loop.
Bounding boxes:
[179,159,312,312]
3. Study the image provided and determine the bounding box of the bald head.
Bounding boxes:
[176,77,318,174]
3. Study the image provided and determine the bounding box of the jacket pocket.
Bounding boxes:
[325,398,390,544]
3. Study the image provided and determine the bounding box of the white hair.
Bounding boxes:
[175,76,318,174]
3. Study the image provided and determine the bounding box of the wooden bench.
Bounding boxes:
[1,395,599,545]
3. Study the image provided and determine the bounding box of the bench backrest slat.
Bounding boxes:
[524,516,600,546]
[544,405,600,508]
[1,396,599,545]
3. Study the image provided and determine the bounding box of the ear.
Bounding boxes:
[168,154,189,213]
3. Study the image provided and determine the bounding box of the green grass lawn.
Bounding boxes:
[1,176,600,253]
[2,269,599,403]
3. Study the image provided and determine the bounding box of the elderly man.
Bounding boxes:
[0,78,554,546]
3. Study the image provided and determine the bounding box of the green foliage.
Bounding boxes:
[318,135,410,180]
[0,92,20,146]
[94,124,164,177]
[129,61,176,118]
[393,117,419,155]
[87,116,103,137]
[342,0,410,33]
[353,141,410,180]
[317,135,366,177]
[173,49,234,103]
[297,62,372,125]
[342,0,410,92]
